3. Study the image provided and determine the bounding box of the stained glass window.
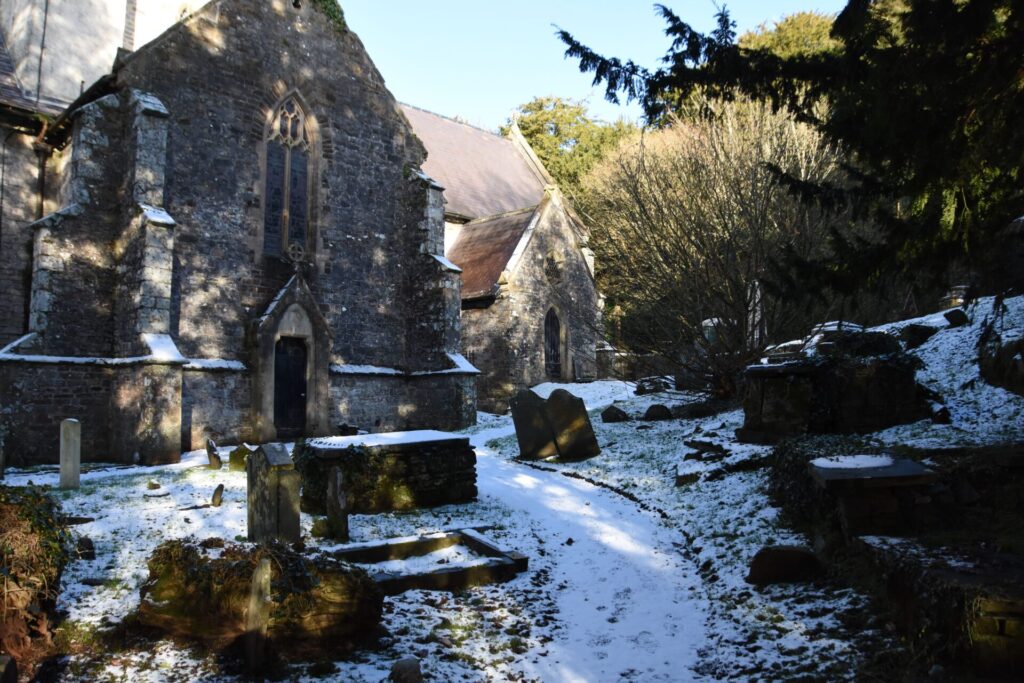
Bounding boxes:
[264,97,311,257]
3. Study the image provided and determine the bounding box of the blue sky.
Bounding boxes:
[341,1,847,131]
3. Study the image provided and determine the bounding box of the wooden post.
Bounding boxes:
[60,419,81,489]
[244,557,272,674]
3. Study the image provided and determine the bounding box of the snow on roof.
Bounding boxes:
[142,333,185,362]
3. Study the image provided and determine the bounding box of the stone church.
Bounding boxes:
[0,0,478,465]
[401,105,602,413]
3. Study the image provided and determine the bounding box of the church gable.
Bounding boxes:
[106,0,432,367]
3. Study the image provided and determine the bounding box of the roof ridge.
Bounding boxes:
[464,205,539,225]
[399,101,504,138]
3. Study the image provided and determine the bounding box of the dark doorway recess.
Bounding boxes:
[274,336,307,437]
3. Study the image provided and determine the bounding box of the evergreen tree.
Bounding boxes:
[502,97,635,194]
[558,1,1024,292]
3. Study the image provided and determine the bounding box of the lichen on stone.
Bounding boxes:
[310,0,347,35]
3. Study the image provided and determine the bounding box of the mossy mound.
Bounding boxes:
[0,485,70,666]
[137,537,382,659]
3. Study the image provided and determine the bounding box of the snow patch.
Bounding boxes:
[810,454,895,469]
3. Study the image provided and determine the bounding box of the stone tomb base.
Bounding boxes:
[294,430,477,514]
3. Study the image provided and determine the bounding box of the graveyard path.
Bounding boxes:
[469,422,709,682]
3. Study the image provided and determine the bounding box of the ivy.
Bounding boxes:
[309,0,347,35]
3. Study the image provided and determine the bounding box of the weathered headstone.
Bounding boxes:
[746,545,824,585]
[509,389,600,461]
[545,389,601,461]
[390,656,423,683]
[0,655,17,683]
[325,466,350,541]
[944,308,970,328]
[601,404,630,423]
[76,536,96,561]
[642,404,673,421]
[206,438,222,469]
[900,323,940,349]
[247,444,301,544]
[509,390,559,461]
[60,418,81,489]
[211,484,225,508]
[229,443,255,472]
[245,557,272,673]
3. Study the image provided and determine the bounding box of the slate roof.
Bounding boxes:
[0,30,37,112]
[400,103,545,220]
[446,207,537,301]
[0,29,55,114]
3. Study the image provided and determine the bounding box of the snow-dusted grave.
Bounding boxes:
[5,295,1020,681]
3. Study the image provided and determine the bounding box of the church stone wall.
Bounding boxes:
[180,368,251,452]
[0,0,475,466]
[0,135,40,347]
[462,197,600,413]
[114,0,434,371]
[0,362,113,465]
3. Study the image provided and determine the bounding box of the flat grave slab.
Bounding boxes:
[328,527,528,595]
[809,455,937,492]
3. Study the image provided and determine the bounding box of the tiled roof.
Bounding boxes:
[447,207,537,300]
[400,103,545,220]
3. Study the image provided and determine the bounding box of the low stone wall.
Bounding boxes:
[294,432,477,514]
[0,362,114,465]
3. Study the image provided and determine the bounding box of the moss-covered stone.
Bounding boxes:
[0,485,70,667]
[137,538,382,658]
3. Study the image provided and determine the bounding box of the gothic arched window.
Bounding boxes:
[264,97,311,257]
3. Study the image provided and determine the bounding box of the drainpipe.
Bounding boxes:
[33,121,50,220]
[0,130,17,253]
[34,0,51,107]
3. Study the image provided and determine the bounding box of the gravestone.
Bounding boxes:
[211,484,224,508]
[325,466,350,541]
[509,390,559,460]
[746,545,823,585]
[60,418,81,489]
[546,390,601,461]
[206,438,222,469]
[509,389,600,461]
[245,558,272,673]
[642,404,673,421]
[229,443,255,472]
[247,444,301,544]
[601,405,630,423]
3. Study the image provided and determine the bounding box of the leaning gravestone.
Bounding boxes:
[247,444,301,544]
[509,390,559,460]
[206,438,222,469]
[509,389,600,461]
[229,443,255,472]
[545,390,601,461]
[60,418,81,489]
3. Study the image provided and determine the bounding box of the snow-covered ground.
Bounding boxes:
[4,295,1021,681]
[872,295,1024,447]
